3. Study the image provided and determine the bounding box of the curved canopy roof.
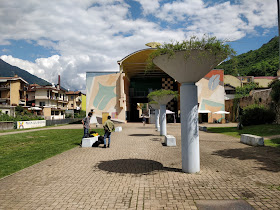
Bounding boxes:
[117,48,168,79]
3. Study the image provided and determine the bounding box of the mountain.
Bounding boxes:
[217,36,279,76]
[0,59,50,85]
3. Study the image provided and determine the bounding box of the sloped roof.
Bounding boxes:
[66,91,81,95]
[0,76,28,84]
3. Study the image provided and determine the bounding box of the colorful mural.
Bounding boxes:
[93,83,116,110]
[196,70,225,123]
[86,71,126,123]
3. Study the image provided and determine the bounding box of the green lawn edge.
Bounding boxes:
[207,124,280,148]
[0,128,104,179]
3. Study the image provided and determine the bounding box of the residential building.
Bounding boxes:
[0,76,28,116]
[66,91,83,112]
[26,76,68,120]
[254,76,277,87]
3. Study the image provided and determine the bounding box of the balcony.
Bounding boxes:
[0,85,10,90]
[130,90,149,98]
[76,97,82,102]
[35,96,49,100]
[58,98,68,103]
[0,98,10,103]
[19,99,26,105]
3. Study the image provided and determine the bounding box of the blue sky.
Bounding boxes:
[0,0,278,91]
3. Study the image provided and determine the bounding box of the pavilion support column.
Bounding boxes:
[180,83,200,173]
[160,105,166,136]
[155,109,160,131]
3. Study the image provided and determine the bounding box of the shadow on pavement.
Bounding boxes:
[212,146,280,172]
[150,137,161,141]
[129,134,156,137]
[96,159,182,174]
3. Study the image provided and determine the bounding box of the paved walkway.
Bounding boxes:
[0,123,279,209]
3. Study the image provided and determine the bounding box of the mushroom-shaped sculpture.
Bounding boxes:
[148,90,178,136]
[151,37,234,173]
[149,101,161,131]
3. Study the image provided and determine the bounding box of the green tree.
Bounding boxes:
[235,82,259,98]
[269,80,280,123]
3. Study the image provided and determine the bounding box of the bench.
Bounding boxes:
[199,126,207,131]
[115,126,122,132]
[81,136,99,147]
[240,134,264,146]
[164,135,176,146]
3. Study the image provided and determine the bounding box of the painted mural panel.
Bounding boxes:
[86,72,126,123]
[196,70,225,123]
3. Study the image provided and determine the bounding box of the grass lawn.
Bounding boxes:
[264,138,280,148]
[0,124,66,133]
[0,129,104,178]
[207,124,280,148]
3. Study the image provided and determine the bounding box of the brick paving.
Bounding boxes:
[0,123,280,209]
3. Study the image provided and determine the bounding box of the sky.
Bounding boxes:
[0,0,278,92]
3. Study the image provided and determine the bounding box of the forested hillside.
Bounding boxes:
[0,59,50,86]
[217,36,279,76]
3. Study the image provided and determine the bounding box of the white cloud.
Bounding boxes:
[0,0,278,91]
[134,0,160,15]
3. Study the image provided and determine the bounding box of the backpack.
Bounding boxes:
[98,136,104,144]
[92,141,100,147]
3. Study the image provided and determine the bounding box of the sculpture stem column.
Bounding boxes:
[160,105,166,136]
[180,83,200,173]
[155,109,160,131]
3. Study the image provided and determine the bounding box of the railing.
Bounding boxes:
[130,90,149,97]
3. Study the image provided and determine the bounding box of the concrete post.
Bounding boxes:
[180,83,200,173]
[160,104,166,136]
[155,109,160,131]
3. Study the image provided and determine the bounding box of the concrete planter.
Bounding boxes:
[151,95,175,136]
[149,103,160,130]
[153,50,224,83]
[153,50,226,173]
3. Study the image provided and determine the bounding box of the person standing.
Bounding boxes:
[82,112,92,138]
[103,115,115,148]
[142,114,146,126]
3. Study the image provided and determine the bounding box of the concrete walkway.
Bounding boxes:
[0,123,279,209]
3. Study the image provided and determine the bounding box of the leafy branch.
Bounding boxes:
[146,35,236,70]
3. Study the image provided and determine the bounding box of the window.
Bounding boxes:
[71,103,73,107]
[55,111,59,115]
[5,111,8,114]
[51,111,54,115]
[39,102,45,106]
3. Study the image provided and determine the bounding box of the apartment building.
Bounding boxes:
[26,83,68,120]
[66,91,83,112]
[0,76,28,116]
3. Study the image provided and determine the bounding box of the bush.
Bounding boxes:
[74,110,86,118]
[235,82,259,98]
[0,107,44,122]
[242,104,275,126]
